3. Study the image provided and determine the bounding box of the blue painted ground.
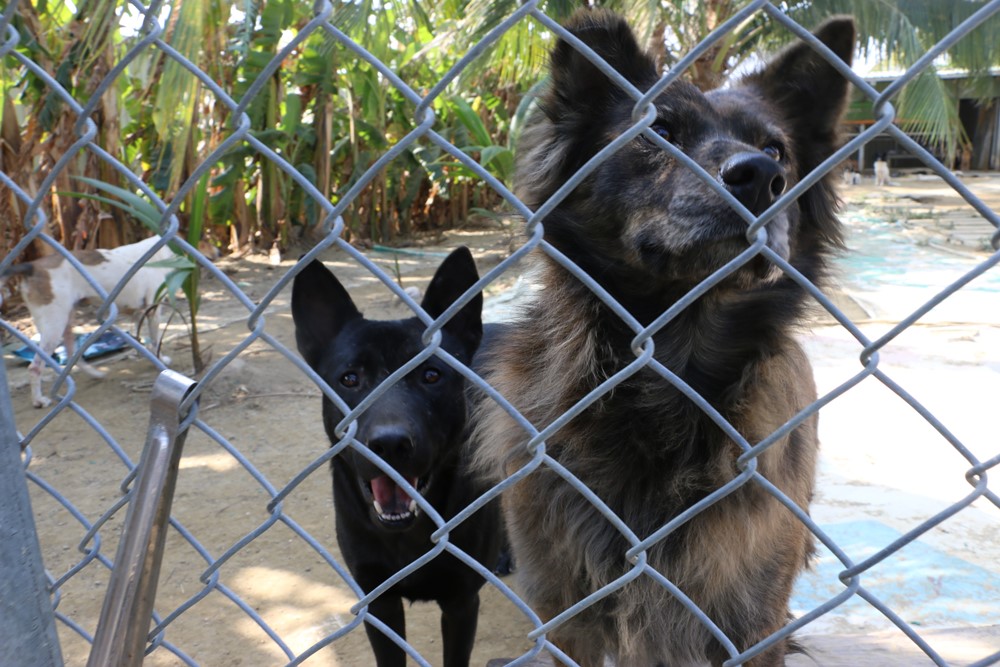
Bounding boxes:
[791,520,1000,632]
[837,209,1000,294]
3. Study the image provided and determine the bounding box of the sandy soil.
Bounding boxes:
[5,173,999,666]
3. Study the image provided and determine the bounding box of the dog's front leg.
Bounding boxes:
[64,322,106,379]
[439,592,480,667]
[28,355,50,409]
[28,315,70,408]
[364,593,407,667]
[144,303,171,366]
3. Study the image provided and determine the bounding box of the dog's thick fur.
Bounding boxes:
[1,235,174,408]
[473,10,854,667]
[291,247,500,667]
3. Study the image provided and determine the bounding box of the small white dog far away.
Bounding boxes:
[1,235,176,408]
[874,154,890,186]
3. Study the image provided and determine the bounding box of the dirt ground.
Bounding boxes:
[5,172,1000,666]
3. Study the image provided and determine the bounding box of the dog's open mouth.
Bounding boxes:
[366,475,429,527]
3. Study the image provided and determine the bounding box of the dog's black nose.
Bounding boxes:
[719,152,786,216]
[368,431,414,463]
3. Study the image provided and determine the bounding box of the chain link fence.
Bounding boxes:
[2,0,1000,665]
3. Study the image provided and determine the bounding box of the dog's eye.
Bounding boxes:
[762,143,783,161]
[644,122,672,145]
[422,368,442,385]
[651,123,672,142]
[340,372,360,388]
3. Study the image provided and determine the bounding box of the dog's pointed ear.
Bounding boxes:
[420,246,483,359]
[743,17,855,146]
[291,259,361,369]
[549,9,657,106]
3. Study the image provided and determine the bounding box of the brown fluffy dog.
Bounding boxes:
[473,9,854,667]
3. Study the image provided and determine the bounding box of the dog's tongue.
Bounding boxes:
[371,475,415,515]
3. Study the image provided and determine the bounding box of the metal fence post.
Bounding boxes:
[0,361,64,666]
[87,369,197,667]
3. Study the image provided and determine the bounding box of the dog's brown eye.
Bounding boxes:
[422,368,441,384]
[340,372,360,388]
[763,143,783,161]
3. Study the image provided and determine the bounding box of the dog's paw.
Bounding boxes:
[79,364,107,379]
[159,354,172,367]
[33,395,52,409]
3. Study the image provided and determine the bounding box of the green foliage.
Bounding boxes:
[114,1,529,245]
[4,0,998,260]
[67,177,164,230]
[455,0,1000,165]
[763,0,1000,161]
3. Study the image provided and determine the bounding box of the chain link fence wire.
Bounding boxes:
[2,0,999,665]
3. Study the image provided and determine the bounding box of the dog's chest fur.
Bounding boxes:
[474,274,820,665]
[480,269,812,513]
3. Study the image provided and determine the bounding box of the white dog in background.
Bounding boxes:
[1,235,175,408]
[874,154,890,186]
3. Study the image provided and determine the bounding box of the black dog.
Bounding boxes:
[292,247,500,667]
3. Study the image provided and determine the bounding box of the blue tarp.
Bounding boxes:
[7,330,130,365]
